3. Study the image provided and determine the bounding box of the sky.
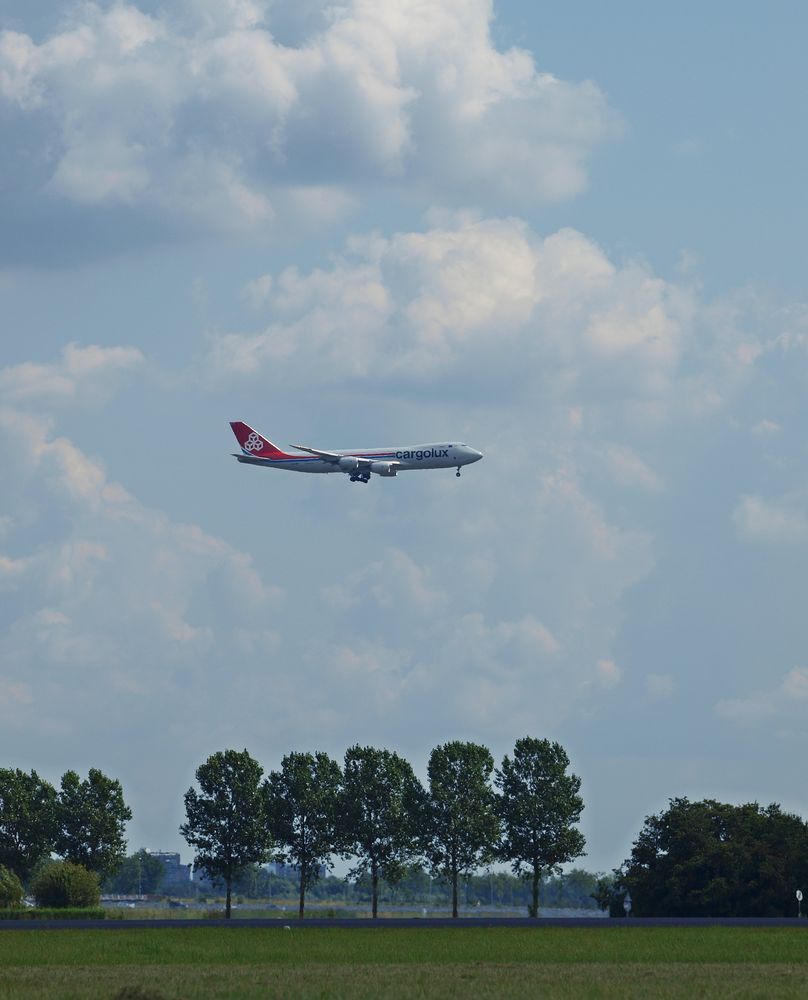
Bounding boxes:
[2,0,808,875]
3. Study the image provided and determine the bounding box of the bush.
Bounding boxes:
[0,866,24,908]
[31,861,101,908]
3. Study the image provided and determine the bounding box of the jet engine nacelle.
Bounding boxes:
[338,456,361,472]
[370,462,398,477]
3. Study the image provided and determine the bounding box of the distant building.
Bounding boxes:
[146,851,192,888]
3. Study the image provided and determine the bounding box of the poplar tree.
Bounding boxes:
[264,751,341,918]
[339,745,426,918]
[421,741,499,918]
[495,737,585,917]
[180,749,270,918]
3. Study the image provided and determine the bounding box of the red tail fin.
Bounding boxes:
[230,422,291,458]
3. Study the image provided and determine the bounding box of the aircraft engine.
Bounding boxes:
[370,462,398,477]
[338,456,361,472]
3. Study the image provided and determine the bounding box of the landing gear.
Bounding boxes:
[456,467,461,477]
[349,472,371,484]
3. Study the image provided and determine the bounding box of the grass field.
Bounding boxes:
[2,927,808,999]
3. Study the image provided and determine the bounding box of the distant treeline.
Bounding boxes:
[4,744,807,919]
[0,739,586,920]
[106,859,602,911]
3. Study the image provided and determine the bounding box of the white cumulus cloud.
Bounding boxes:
[0,0,619,257]
[208,217,694,408]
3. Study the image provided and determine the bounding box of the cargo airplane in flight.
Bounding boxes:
[230,422,483,484]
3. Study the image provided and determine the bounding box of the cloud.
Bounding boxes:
[733,494,808,544]
[208,217,694,412]
[645,673,674,700]
[716,668,808,722]
[752,419,780,435]
[604,446,663,493]
[323,548,445,614]
[0,0,618,261]
[596,659,622,688]
[0,404,282,709]
[0,343,144,406]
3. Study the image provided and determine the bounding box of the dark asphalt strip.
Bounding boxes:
[2,917,808,930]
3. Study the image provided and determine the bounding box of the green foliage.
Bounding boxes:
[591,873,622,915]
[339,746,426,918]
[0,768,58,883]
[421,741,500,917]
[0,864,23,907]
[103,850,166,895]
[495,737,586,917]
[619,797,808,917]
[264,751,342,918]
[31,860,101,908]
[180,749,271,918]
[56,769,132,880]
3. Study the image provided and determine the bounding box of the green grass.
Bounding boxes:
[1,927,808,999]
[0,907,106,920]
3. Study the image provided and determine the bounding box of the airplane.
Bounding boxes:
[230,422,483,483]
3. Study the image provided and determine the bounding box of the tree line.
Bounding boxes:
[5,748,804,919]
[0,739,585,919]
[182,738,585,918]
[106,859,602,912]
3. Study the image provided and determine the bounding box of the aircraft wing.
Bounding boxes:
[291,444,401,475]
[291,444,343,462]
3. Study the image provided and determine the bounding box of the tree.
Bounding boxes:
[264,751,341,918]
[180,749,271,918]
[339,745,426,918]
[0,768,58,884]
[495,737,586,917]
[55,769,132,880]
[421,741,500,918]
[103,849,166,895]
[31,860,100,908]
[592,873,622,916]
[619,797,808,917]
[0,865,23,908]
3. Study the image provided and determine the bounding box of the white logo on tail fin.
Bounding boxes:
[244,432,264,453]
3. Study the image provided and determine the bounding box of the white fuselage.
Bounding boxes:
[237,442,482,474]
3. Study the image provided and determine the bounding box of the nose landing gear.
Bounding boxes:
[456,467,461,477]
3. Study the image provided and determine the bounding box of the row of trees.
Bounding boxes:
[181,738,586,919]
[0,767,131,884]
[5,759,807,918]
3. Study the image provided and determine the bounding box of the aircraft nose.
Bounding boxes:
[469,448,483,463]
